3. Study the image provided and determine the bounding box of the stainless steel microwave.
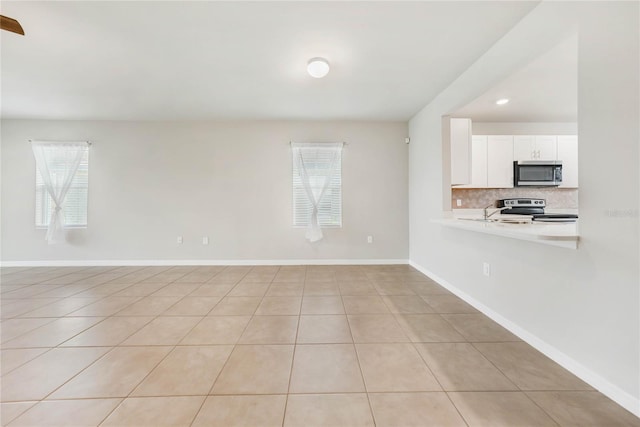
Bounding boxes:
[513,160,562,187]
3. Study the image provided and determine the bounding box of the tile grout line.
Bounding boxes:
[4,388,609,403]
[1,266,135,302]
[4,312,110,350]
[93,338,179,424]
[279,268,309,424]
[469,341,527,392]
[354,357,379,425]
[189,265,279,427]
[342,285,379,427]
[410,340,471,427]
[520,391,564,426]
[8,270,202,412]
[57,269,213,346]
[3,274,132,321]
[33,276,186,404]
[1,317,60,346]
[466,342,565,426]
[92,397,126,427]
[2,265,614,425]
[6,266,99,289]
[2,339,537,352]
[0,346,58,380]
[97,266,227,426]
[252,266,298,427]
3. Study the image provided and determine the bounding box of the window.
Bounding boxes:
[35,145,89,227]
[292,143,342,228]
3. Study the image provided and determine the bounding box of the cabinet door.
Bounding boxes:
[535,135,558,160]
[458,135,488,188]
[487,135,514,188]
[513,135,535,160]
[450,118,472,185]
[557,135,578,188]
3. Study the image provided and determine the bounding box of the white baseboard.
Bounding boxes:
[409,260,640,418]
[1,258,409,267]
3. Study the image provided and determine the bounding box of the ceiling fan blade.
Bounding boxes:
[0,15,25,35]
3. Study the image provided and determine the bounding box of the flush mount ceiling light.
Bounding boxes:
[307,57,330,78]
[496,98,510,105]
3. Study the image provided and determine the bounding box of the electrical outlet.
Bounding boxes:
[367,236,373,244]
[177,236,183,244]
[483,262,491,277]
[202,236,209,245]
[456,199,462,207]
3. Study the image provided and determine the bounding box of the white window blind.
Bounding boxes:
[292,144,342,228]
[35,147,89,228]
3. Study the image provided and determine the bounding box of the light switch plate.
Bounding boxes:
[483,262,491,277]
[202,236,209,245]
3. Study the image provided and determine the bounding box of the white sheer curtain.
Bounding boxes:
[292,142,343,242]
[31,141,89,244]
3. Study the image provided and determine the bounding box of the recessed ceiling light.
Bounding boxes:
[307,57,330,78]
[496,98,510,105]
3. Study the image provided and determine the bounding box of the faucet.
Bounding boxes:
[483,204,506,220]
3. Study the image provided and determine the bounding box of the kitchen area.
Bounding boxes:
[439,35,580,248]
[443,119,580,248]
[410,5,640,421]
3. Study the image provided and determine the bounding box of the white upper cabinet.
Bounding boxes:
[557,135,579,188]
[513,135,557,160]
[452,132,577,190]
[535,136,558,160]
[457,135,513,188]
[513,135,535,160]
[457,135,488,188]
[450,118,472,185]
[487,135,514,188]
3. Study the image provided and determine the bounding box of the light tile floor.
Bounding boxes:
[1,265,638,427]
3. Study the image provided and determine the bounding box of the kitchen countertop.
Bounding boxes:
[433,210,579,249]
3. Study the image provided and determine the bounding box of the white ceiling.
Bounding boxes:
[0,1,537,121]
[453,34,578,122]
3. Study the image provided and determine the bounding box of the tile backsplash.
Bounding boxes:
[452,187,578,209]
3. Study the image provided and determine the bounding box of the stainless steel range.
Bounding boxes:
[497,198,546,215]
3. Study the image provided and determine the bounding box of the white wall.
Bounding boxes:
[1,120,409,262]
[409,1,638,415]
[471,121,577,135]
